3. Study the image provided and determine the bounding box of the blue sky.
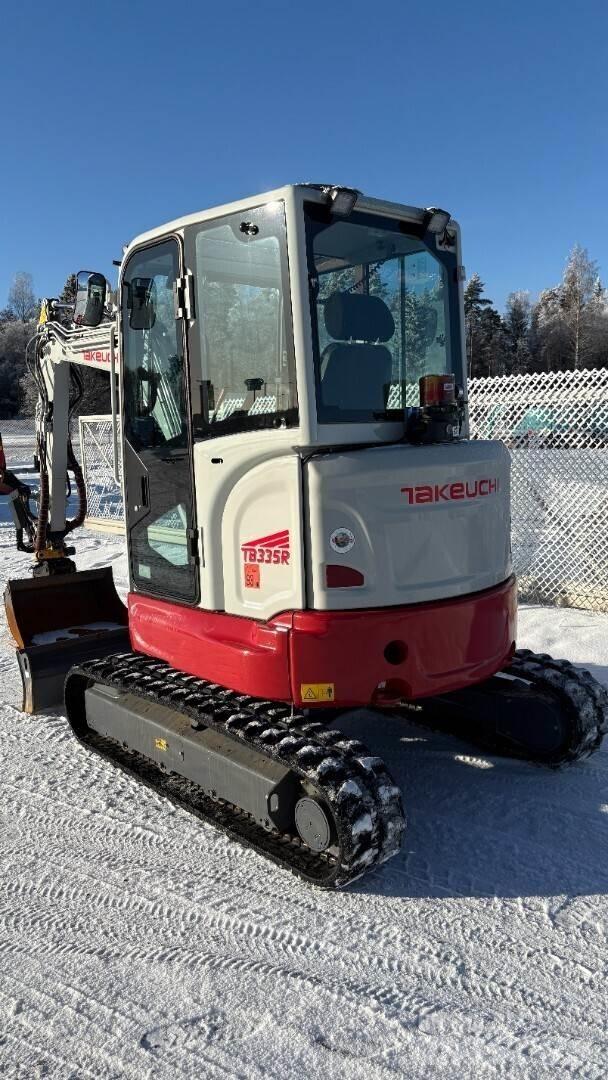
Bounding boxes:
[1,1,607,313]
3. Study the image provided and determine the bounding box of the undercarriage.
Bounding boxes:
[64,652,405,888]
[402,649,608,767]
[58,646,608,888]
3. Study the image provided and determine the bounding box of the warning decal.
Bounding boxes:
[244,563,261,589]
[300,683,335,702]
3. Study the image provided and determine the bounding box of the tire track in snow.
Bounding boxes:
[4,789,608,1049]
[2,854,608,1067]
[0,970,270,1080]
[2,577,608,1077]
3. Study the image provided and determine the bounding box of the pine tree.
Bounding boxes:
[504,291,532,373]
[59,273,78,304]
[464,273,493,377]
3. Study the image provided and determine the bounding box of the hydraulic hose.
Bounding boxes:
[64,439,87,534]
[34,442,49,555]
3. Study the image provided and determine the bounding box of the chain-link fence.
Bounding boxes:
[3,366,608,610]
[469,366,608,611]
[1,416,123,531]
[78,416,124,530]
[1,418,38,471]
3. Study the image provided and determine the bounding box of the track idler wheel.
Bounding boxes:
[294,796,335,852]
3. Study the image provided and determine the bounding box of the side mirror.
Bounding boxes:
[74,271,107,327]
[127,277,156,330]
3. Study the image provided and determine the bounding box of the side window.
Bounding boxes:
[122,244,186,450]
[192,202,297,437]
[121,239,199,604]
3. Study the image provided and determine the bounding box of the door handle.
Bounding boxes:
[132,475,149,514]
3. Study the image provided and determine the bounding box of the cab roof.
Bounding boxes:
[124,184,443,258]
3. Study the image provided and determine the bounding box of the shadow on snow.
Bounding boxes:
[334,704,608,902]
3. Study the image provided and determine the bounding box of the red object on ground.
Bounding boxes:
[128,576,517,708]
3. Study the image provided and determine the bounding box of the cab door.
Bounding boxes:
[121,238,199,604]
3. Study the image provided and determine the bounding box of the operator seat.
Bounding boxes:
[320,291,394,417]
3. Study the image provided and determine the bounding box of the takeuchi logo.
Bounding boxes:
[82,349,111,364]
[241,529,290,565]
[401,478,499,504]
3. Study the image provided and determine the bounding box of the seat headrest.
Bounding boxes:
[324,291,395,343]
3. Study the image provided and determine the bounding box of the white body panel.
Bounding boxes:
[192,435,510,619]
[305,440,511,609]
[223,454,304,619]
[193,431,304,617]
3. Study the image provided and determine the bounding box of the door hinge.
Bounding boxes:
[187,527,200,565]
[174,271,195,321]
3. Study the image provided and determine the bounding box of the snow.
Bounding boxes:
[1,516,608,1077]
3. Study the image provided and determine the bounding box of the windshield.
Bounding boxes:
[306,206,459,424]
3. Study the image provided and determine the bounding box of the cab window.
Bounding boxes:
[191,202,297,438]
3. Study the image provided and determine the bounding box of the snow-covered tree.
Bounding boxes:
[7,271,38,322]
[529,246,607,372]
[561,245,598,368]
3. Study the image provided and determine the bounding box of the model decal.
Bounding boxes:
[241,529,290,565]
[401,478,499,504]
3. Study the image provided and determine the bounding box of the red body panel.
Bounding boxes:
[128,595,292,701]
[128,576,517,708]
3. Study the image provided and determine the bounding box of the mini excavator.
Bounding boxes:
[3,185,606,887]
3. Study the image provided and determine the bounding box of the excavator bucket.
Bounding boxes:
[4,567,130,714]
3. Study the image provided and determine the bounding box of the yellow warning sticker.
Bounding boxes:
[300,683,335,702]
[155,738,168,751]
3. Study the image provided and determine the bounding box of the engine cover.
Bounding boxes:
[305,439,511,609]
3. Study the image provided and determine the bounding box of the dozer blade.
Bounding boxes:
[4,567,130,714]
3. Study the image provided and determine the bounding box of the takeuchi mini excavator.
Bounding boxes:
[3,184,607,887]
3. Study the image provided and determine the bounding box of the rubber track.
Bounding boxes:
[505,649,608,764]
[64,653,405,889]
[411,649,608,767]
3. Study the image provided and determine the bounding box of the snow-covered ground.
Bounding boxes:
[1,515,608,1078]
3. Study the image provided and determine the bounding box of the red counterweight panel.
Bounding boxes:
[128,576,517,709]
